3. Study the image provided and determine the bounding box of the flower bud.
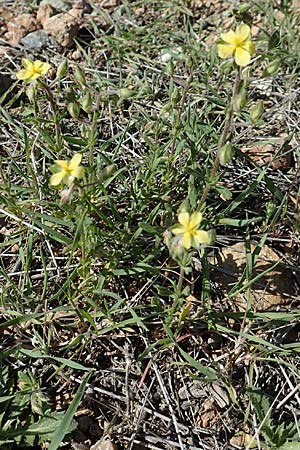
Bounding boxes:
[60,187,73,203]
[67,101,80,119]
[74,65,86,85]
[171,87,180,107]
[165,60,174,77]
[160,102,172,115]
[218,142,235,166]
[80,92,92,112]
[206,229,216,245]
[186,55,193,69]
[31,391,50,416]
[118,88,134,100]
[263,59,280,77]
[26,85,37,103]
[177,198,190,214]
[233,88,248,112]
[56,59,68,79]
[238,3,251,14]
[250,100,264,123]
[99,164,117,181]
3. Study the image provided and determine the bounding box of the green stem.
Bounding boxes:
[177,266,185,293]
[40,81,61,149]
[196,66,242,211]
[167,74,192,176]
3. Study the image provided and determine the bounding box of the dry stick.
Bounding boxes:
[69,375,213,435]
[151,356,185,450]
[196,66,242,211]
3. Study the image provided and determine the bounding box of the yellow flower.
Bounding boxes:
[171,211,210,250]
[16,58,51,82]
[50,153,85,187]
[217,23,255,67]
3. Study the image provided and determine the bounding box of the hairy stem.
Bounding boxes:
[196,66,242,210]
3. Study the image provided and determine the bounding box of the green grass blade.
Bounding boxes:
[48,373,92,450]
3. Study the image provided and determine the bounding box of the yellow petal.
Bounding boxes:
[71,166,84,179]
[30,72,42,81]
[41,63,51,74]
[235,23,251,42]
[220,30,236,44]
[180,232,192,249]
[242,40,255,55]
[69,153,82,170]
[50,172,65,186]
[193,230,210,247]
[189,212,202,230]
[178,212,190,228]
[34,60,50,74]
[22,58,33,69]
[172,225,185,235]
[235,47,251,66]
[16,69,31,80]
[217,43,235,59]
[55,160,69,171]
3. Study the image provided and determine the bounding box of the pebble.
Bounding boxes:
[36,3,57,26]
[43,12,80,47]
[20,30,49,49]
[40,0,71,12]
[5,13,39,45]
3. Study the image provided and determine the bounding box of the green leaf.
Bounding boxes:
[19,349,92,372]
[268,30,281,50]
[177,347,217,381]
[218,217,262,227]
[278,442,300,450]
[48,373,91,450]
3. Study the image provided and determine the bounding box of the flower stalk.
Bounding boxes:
[196,66,242,211]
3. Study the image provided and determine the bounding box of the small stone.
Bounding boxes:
[72,0,92,13]
[0,6,14,22]
[37,3,57,26]
[5,13,39,45]
[40,0,71,12]
[43,12,79,47]
[71,48,81,60]
[7,13,39,33]
[69,7,84,21]
[20,30,49,49]
[11,244,19,253]
[4,30,25,46]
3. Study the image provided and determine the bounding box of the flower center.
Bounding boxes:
[186,225,197,235]
[234,35,248,48]
[33,68,43,75]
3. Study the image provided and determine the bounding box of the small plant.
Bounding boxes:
[0,366,76,447]
[249,388,300,449]
[1,2,299,449]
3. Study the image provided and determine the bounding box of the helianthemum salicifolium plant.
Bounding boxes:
[16,58,62,148]
[164,21,261,289]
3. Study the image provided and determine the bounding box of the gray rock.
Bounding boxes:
[20,30,49,49]
[40,0,71,11]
